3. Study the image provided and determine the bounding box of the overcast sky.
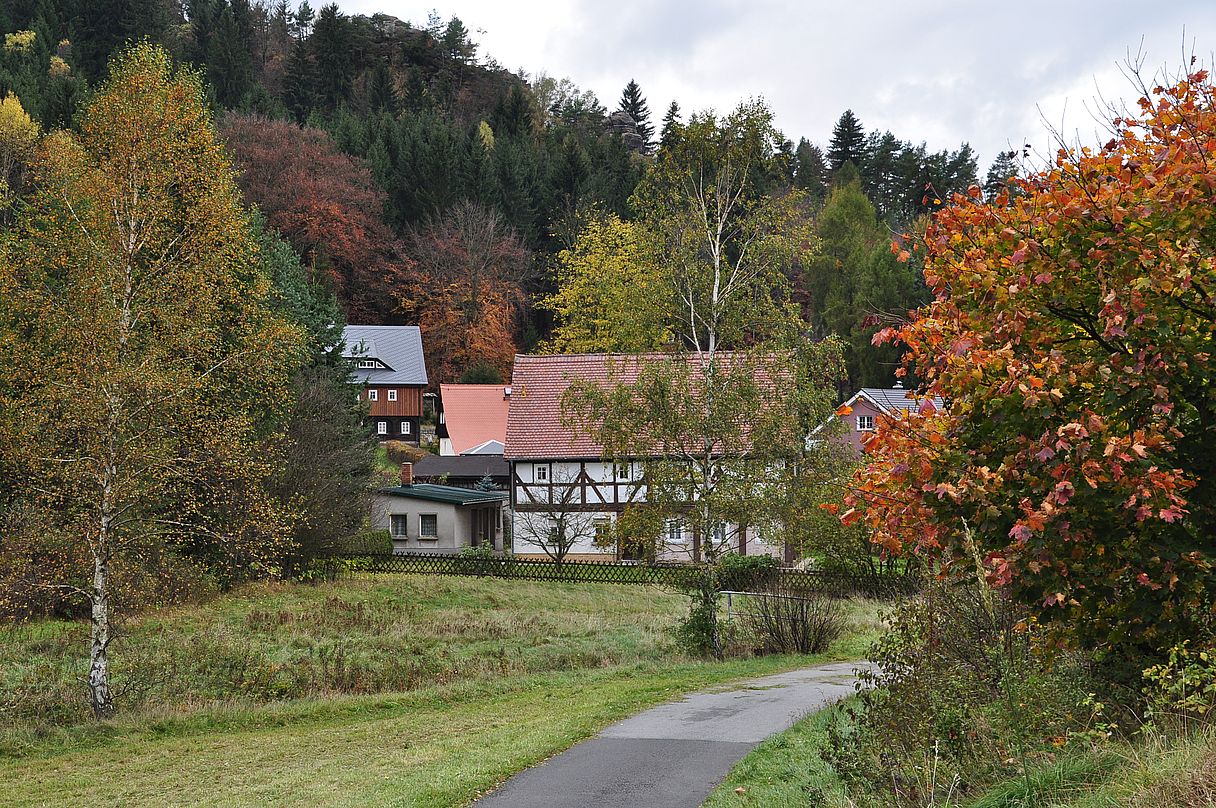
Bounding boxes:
[339,0,1216,171]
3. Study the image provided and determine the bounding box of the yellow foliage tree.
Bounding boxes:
[540,214,674,353]
[0,92,39,223]
[0,44,302,717]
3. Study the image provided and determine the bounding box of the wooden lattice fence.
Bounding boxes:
[320,553,918,598]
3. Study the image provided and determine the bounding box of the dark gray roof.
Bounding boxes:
[854,386,946,414]
[378,483,507,505]
[413,454,509,480]
[343,325,428,386]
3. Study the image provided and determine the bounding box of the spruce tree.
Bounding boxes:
[983,149,1019,201]
[793,138,828,200]
[659,100,680,149]
[617,79,654,152]
[827,109,866,174]
[310,3,354,110]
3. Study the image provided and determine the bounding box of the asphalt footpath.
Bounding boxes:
[474,661,866,808]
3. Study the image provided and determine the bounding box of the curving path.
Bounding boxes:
[474,661,867,808]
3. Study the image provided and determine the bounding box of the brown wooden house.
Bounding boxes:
[344,325,428,444]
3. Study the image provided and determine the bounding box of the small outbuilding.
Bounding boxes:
[370,463,508,554]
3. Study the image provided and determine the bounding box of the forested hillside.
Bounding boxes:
[0,0,1000,388]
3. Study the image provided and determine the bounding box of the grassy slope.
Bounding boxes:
[0,576,882,807]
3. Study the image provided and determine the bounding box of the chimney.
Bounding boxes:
[400,462,413,486]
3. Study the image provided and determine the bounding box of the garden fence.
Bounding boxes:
[320,552,918,599]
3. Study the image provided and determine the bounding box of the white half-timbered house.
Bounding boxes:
[504,353,785,562]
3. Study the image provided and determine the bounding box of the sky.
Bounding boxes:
[339,0,1216,171]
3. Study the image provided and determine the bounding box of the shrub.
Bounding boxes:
[739,590,844,654]
[825,571,1097,806]
[340,529,393,555]
[382,440,427,465]
[1143,640,1216,725]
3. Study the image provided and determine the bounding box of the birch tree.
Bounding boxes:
[567,100,844,565]
[0,44,301,717]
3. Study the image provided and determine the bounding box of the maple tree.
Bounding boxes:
[0,44,301,716]
[844,68,1216,661]
[220,113,412,324]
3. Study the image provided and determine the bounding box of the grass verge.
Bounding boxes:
[2,655,838,807]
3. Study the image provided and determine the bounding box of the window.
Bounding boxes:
[534,463,549,482]
[711,522,727,546]
[357,359,376,369]
[388,389,397,401]
[377,421,387,435]
[368,389,378,401]
[615,462,631,481]
[439,412,445,424]
[390,515,408,536]
[856,415,875,431]
[667,519,683,545]
[419,514,438,537]
[401,421,411,435]
[594,518,612,544]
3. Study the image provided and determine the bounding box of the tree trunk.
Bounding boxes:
[88,552,114,719]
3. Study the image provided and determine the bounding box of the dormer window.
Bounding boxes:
[357,359,376,369]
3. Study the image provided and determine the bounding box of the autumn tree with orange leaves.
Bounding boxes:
[221,113,413,324]
[843,67,1216,665]
[403,201,529,384]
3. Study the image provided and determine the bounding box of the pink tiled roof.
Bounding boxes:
[504,354,664,459]
[504,352,779,460]
[440,384,510,455]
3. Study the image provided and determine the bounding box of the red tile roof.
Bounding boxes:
[505,354,664,459]
[439,384,511,455]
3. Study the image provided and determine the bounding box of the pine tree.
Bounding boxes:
[291,0,315,39]
[827,109,866,175]
[617,79,654,152]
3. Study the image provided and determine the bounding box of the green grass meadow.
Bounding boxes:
[0,574,882,807]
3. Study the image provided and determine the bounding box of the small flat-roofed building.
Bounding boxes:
[370,463,507,553]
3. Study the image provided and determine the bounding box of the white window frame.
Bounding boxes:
[667,519,683,545]
[368,389,378,402]
[401,421,411,435]
[419,513,438,538]
[856,415,875,431]
[357,359,376,369]
[377,421,387,435]
[615,462,631,481]
[534,463,550,483]
[388,389,397,401]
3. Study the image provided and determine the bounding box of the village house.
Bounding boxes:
[435,383,511,456]
[835,382,946,454]
[344,325,428,444]
[504,353,786,563]
[370,462,508,554]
